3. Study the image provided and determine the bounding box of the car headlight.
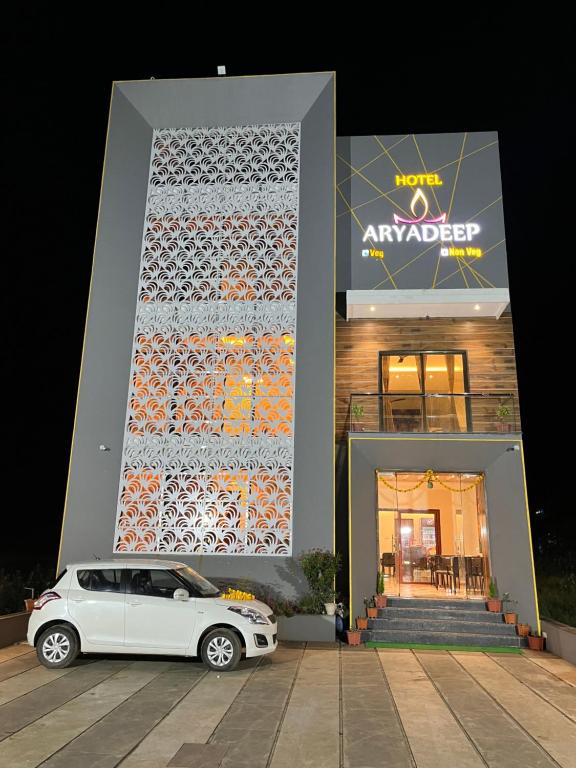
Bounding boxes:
[227,606,269,625]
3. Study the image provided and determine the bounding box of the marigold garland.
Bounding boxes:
[379,469,482,493]
[220,587,255,601]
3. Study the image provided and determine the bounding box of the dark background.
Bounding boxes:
[1,53,567,574]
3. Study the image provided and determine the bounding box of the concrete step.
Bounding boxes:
[368,618,517,635]
[361,628,526,647]
[385,597,488,611]
[377,607,504,622]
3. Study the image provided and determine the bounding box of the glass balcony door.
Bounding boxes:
[379,351,470,432]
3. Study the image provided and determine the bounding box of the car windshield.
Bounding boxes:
[175,566,221,597]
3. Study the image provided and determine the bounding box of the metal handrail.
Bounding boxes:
[349,391,518,434]
[350,392,516,398]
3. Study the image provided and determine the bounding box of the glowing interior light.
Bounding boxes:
[474,304,481,311]
[370,306,375,312]
[221,336,246,346]
[401,526,412,535]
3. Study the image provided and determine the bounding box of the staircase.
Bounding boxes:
[362,598,526,648]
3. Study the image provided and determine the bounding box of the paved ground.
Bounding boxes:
[1,643,576,768]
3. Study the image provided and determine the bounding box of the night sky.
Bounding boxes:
[2,56,567,572]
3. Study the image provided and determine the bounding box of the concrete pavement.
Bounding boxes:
[1,643,575,767]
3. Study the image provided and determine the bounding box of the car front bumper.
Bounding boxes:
[244,623,278,657]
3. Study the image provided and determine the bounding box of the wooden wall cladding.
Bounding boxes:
[336,314,520,440]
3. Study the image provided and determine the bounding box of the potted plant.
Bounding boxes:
[502,592,518,624]
[495,404,512,432]
[365,596,378,619]
[324,599,337,616]
[375,572,387,609]
[298,548,342,616]
[346,628,362,646]
[351,403,364,431]
[517,622,531,637]
[527,631,545,651]
[356,616,368,630]
[24,587,35,612]
[486,579,503,612]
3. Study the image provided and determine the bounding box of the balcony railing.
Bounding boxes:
[349,392,518,434]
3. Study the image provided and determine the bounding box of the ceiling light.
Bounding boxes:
[474,304,481,311]
[370,306,375,312]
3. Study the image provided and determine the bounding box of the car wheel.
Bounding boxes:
[200,628,241,671]
[37,625,79,669]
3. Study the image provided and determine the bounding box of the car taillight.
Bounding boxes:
[33,591,61,610]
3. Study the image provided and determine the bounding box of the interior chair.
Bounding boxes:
[380,552,395,577]
[451,556,461,590]
[433,556,456,592]
[465,556,484,593]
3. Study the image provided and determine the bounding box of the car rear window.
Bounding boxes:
[77,569,123,592]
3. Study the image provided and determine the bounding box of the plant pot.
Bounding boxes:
[24,599,35,612]
[486,599,503,612]
[375,594,387,609]
[504,612,518,624]
[346,629,362,646]
[527,635,545,651]
[356,616,368,630]
[367,607,378,619]
[324,602,336,616]
[517,623,531,637]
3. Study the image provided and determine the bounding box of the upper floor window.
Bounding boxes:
[379,351,470,432]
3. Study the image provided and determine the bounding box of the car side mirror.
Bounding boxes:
[173,588,189,601]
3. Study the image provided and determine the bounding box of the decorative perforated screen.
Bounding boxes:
[113,124,300,555]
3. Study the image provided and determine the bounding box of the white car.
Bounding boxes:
[27,560,277,671]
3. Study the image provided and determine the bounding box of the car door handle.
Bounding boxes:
[71,598,85,603]
[128,601,142,606]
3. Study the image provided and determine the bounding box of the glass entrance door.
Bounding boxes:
[377,471,490,599]
[398,510,440,585]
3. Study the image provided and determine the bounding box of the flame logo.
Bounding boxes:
[394,188,447,225]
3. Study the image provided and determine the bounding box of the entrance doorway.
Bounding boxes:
[377,471,490,599]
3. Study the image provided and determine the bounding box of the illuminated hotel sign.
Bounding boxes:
[342,131,508,290]
[363,178,482,256]
[395,174,443,186]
